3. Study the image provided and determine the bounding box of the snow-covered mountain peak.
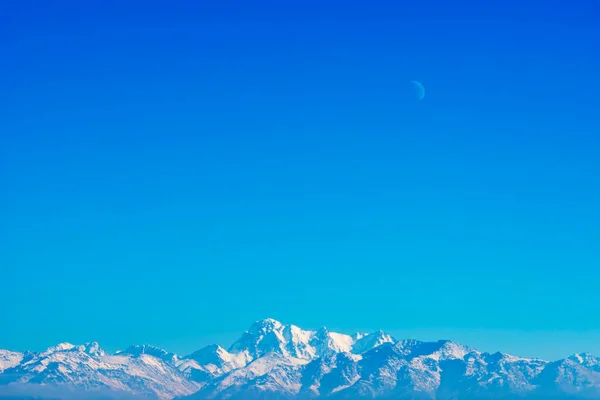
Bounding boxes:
[186,344,226,358]
[119,344,179,362]
[248,318,284,333]
[4,320,600,400]
[484,351,539,363]
[2,342,200,399]
[75,341,106,356]
[185,344,243,366]
[351,330,395,354]
[571,352,598,362]
[176,344,249,384]
[39,341,107,358]
[40,342,77,356]
[54,342,75,350]
[392,339,470,361]
[0,349,23,372]
[312,330,355,355]
[569,352,600,372]
[352,332,368,340]
[228,319,289,360]
[433,339,471,360]
[393,338,426,356]
[227,320,393,362]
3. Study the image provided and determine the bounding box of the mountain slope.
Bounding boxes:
[1,319,599,400]
[0,342,200,399]
[0,350,23,373]
[227,319,393,362]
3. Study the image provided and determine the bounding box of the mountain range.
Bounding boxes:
[1,318,599,399]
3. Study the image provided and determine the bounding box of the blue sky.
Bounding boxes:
[1,0,599,360]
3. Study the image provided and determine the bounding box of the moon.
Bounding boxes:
[411,80,425,100]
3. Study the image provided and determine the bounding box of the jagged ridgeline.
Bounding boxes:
[1,319,600,399]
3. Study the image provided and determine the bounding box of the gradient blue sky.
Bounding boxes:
[1,0,599,360]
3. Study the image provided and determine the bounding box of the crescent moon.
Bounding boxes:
[411,80,425,100]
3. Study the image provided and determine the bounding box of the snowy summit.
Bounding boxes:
[0,319,598,400]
